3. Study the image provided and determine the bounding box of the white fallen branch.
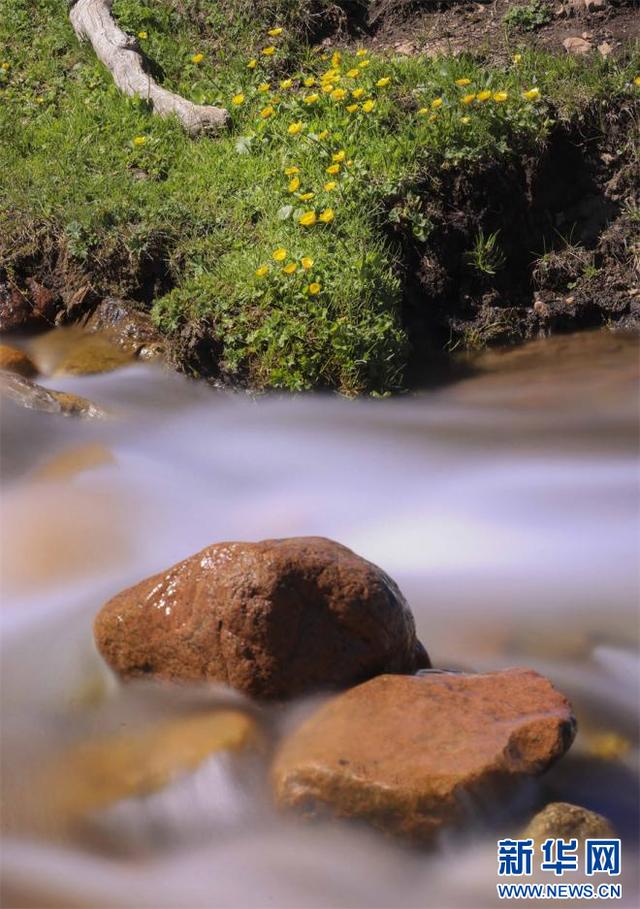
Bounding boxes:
[69,0,229,135]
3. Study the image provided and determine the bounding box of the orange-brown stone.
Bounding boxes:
[271,669,576,841]
[94,537,429,699]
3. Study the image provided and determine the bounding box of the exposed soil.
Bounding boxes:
[354,0,640,63]
[391,99,640,381]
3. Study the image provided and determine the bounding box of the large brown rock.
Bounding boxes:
[271,669,576,842]
[94,537,429,699]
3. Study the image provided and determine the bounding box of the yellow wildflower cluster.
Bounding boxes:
[230,36,387,130]
[228,29,399,298]
[416,75,543,124]
[255,247,321,295]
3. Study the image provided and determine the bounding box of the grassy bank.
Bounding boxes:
[1,0,638,393]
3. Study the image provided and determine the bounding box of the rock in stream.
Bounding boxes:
[271,669,576,842]
[94,537,429,699]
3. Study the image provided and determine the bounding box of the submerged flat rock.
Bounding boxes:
[94,537,429,699]
[30,709,259,834]
[271,669,576,842]
[0,372,106,418]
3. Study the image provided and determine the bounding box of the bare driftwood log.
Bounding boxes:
[69,0,229,135]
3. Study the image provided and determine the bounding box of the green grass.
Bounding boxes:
[1,0,638,393]
[503,1,552,33]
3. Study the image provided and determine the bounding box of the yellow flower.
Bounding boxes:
[330,88,347,101]
[299,192,315,201]
[332,150,346,163]
[352,88,364,99]
[280,79,293,90]
[232,93,245,106]
[417,107,429,116]
[319,208,335,223]
[455,78,471,86]
[191,53,204,65]
[461,93,476,105]
[268,27,283,37]
[304,76,316,87]
[133,135,147,146]
[522,87,541,101]
[288,177,301,192]
[299,211,317,227]
[272,248,287,261]
[304,93,320,104]
[137,31,148,39]
[429,113,438,122]
[634,76,640,86]
[317,130,330,140]
[283,262,297,275]
[326,163,340,175]
[287,121,304,135]
[346,68,359,78]
[322,69,339,82]
[362,99,375,113]
[284,166,300,175]
[356,49,368,58]
[324,181,337,191]
[262,46,276,56]
[255,265,270,277]
[513,53,522,64]
[260,106,275,118]
[331,51,341,67]
[359,59,370,68]
[308,282,322,295]
[258,82,270,93]
[493,91,508,102]
[477,90,491,102]
[432,97,443,109]
[376,77,391,87]
[322,83,334,94]
[346,103,359,113]
[247,59,257,69]
[301,257,314,270]
[1,62,10,70]
[460,116,470,124]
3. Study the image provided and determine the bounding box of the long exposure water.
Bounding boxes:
[1,328,638,907]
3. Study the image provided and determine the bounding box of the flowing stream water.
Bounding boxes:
[1,328,638,907]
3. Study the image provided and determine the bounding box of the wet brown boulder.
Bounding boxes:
[94,537,429,699]
[28,327,135,376]
[81,297,167,360]
[524,802,615,842]
[0,372,107,419]
[0,344,37,377]
[271,669,576,842]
